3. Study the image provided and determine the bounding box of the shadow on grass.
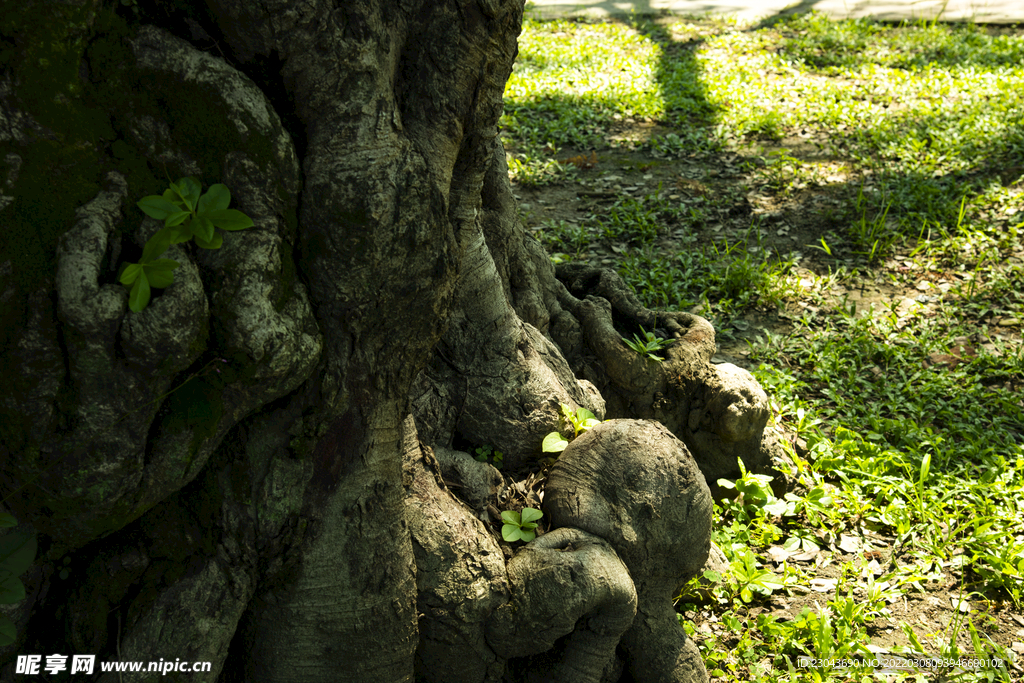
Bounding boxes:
[502,12,719,156]
[508,9,1023,267]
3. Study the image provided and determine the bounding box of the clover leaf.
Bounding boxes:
[501,507,542,543]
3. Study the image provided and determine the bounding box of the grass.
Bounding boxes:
[506,8,1024,682]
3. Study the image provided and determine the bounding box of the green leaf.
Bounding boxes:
[0,613,14,647]
[575,408,596,423]
[199,184,230,213]
[501,511,520,526]
[0,575,25,604]
[137,195,182,220]
[519,529,536,542]
[143,259,178,288]
[193,230,223,250]
[918,452,931,486]
[164,210,192,228]
[205,209,254,231]
[169,181,184,200]
[521,507,543,524]
[502,525,523,543]
[140,227,173,263]
[168,221,194,244]
[194,216,215,243]
[520,522,538,531]
[129,271,151,312]
[0,532,35,577]
[542,432,568,453]
[169,175,201,209]
[172,176,201,210]
[0,515,15,529]
[162,188,181,205]
[754,573,786,591]
[968,622,983,656]
[119,263,142,286]
[805,487,830,506]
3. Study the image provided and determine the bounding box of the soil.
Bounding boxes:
[509,130,1024,677]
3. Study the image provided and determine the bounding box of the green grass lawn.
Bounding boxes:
[506,8,1024,681]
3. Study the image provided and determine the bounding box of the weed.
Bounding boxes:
[622,325,674,362]
[542,403,601,453]
[474,445,504,470]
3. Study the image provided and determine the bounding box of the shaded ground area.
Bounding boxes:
[515,136,1023,361]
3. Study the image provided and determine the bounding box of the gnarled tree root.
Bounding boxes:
[551,263,785,498]
[488,528,637,683]
[544,419,713,683]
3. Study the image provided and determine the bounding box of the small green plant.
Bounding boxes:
[473,445,504,470]
[758,148,801,193]
[501,507,542,543]
[728,548,787,604]
[622,325,674,362]
[121,177,254,312]
[0,513,37,646]
[717,458,778,521]
[542,403,601,453]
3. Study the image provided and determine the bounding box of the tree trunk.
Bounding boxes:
[0,2,780,681]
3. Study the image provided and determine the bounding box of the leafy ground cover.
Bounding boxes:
[505,7,1024,681]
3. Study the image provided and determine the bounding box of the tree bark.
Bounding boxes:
[0,2,779,681]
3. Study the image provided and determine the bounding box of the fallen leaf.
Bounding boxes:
[810,578,838,593]
[789,551,818,562]
[925,353,962,369]
[838,534,864,553]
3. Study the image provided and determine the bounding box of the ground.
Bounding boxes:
[499,13,1024,679]
[515,137,1024,675]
